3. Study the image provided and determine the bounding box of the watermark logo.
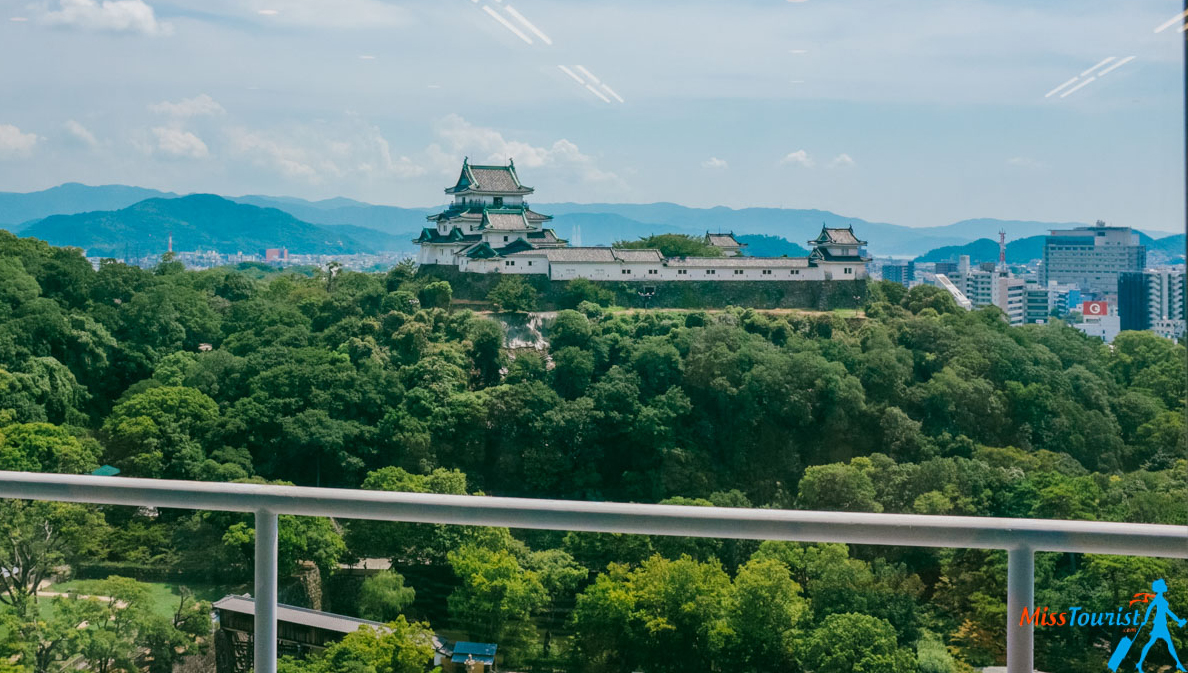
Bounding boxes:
[1107,579,1185,672]
[1017,578,1185,671]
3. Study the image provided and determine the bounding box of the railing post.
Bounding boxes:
[255,509,278,673]
[1006,546,1034,673]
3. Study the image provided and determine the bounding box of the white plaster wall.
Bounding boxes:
[498,256,549,274]
[418,246,462,266]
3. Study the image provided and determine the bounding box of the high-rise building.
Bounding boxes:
[1118,268,1187,339]
[1023,280,1077,324]
[882,260,915,286]
[934,261,958,275]
[1042,221,1146,296]
[946,255,1026,325]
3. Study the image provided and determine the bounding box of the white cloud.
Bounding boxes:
[151,127,209,158]
[779,150,814,168]
[828,153,855,168]
[226,123,424,183]
[0,124,39,158]
[427,113,621,185]
[227,129,319,181]
[701,157,728,169]
[40,0,172,36]
[148,94,225,117]
[64,120,99,148]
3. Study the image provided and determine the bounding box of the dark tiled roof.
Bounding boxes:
[664,256,810,268]
[414,228,479,244]
[464,238,539,258]
[497,238,537,255]
[811,225,866,246]
[469,166,526,192]
[524,208,553,222]
[464,242,499,259]
[481,209,532,231]
[533,247,617,262]
[514,248,666,263]
[612,249,665,262]
[213,595,384,634]
[526,229,566,245]
[705,233,743,248]
[446,160,533,195]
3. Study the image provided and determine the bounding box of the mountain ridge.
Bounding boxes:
[2,183,1179,258]
[20,194,397,257]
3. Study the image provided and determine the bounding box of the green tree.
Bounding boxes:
[559,278,615,308]
[447,545,548,656]
[487,277,538,313]
[798,613,917,673]
[797,462,882,512]
[614,234,722,257]
[0,501,105,612]
[417,280,452,309]
[345,467,475,565]
[467,319,506,388]
[723,558,808,671]
[0,423,99,474]
[281,618,437,673]
[552,347,594,400]
[101,386,220,479]
[548,310,593,350]
[222,513,346,580]
[358,571,416,622]
[570,555,735,673]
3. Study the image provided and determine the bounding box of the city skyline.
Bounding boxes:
[0,0,1185,232]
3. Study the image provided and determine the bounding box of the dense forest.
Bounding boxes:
[0,230,1184,673]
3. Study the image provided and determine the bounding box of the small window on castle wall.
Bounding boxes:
[504,236,508,242]
[734,269,743,275]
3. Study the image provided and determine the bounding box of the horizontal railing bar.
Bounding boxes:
[0,471,1184,558]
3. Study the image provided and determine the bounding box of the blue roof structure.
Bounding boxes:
[451,641,497,665]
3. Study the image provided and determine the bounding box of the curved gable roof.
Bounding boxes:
[446,159,534,195]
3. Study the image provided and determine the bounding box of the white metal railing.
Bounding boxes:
[0,471,1184,673]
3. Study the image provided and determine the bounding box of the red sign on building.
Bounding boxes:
[1082,301,1108,317]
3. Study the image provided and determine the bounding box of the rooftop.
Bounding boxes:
[811,225,867,247]
[706,233,743,248]
[445,158,533,195]
[481,209,533,231]
[213,595,385,634]
[664,256,810,268]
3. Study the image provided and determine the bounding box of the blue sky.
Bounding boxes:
[0,0,1184,231]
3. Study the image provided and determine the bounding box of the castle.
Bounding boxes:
[415,159,869,281]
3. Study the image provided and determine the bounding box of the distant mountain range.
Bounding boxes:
[915,231,1184,265]
[21,195,406,257]
[0,183,1181,258]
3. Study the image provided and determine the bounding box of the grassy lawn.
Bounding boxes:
[41,579,246,619]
